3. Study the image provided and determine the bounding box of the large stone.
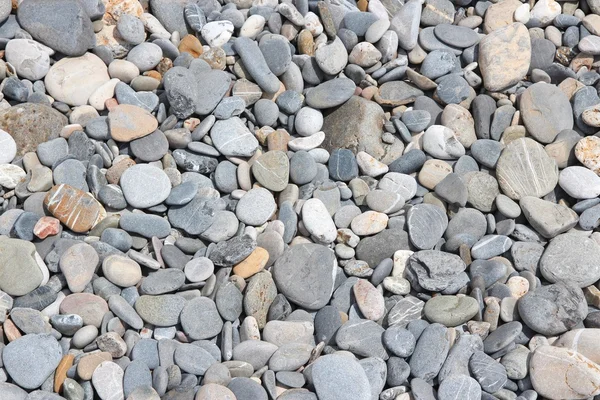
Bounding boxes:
[45,53,110,106]
[149,0,192,34]
[518,281,587,336]
[0,237,43,296]
[0,103,67,156]
[530,345,600,400]
[312,355,372,400]
[272,243,337,310]
[322,96,403,164]
[18,0,95,56]
[520,197,578,239]
[496,138,558,200]
[3,334,62,390]
[479,23,531,92]
[163,67,231,118]
[520,82,574,144]
[540,233,600,288]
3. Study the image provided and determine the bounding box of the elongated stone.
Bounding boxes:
[44,184,106,233]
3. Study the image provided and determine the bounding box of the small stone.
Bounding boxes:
[424,295,479,326]
[109,104,158,143]
[60,242,99,293]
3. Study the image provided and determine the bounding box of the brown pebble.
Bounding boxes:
[178,34,203,58]
[55,354,75,393]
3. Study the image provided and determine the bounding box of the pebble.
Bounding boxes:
[18,0,95,56]
[520,82,573,144]
[120,164,171,208]
[273,244,337,310]
[3,334,62,389]
[479,23,531,92]
[424,295,479,326]
[45,53,110,106]
[496,138,559,200]
[518,281,587,335]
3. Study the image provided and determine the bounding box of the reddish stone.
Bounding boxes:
[33,216,61,239]
[44,184,106,233]
[3,318,21,342]
[59,293,109,328]
[108,104,158,142]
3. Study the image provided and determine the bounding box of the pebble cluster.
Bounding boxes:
[2,0,600,399]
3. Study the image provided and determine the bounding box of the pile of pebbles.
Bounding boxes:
[3,0,600,399]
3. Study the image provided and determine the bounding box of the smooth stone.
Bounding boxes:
[315,36,348,75]
[409,323,450,383]
[518,281,587,335]
[45,53,110,106]
[520,82,573,144]
[306,78,356,109]
[469,350,507,393]
[424,295,479,326]
[422,125,465,159]
[252,151,289,192]
[434,24,481,48]
[236,188,276,226]
[530,345,600,399]
[336,319,389,359]
[438,375,482,400]
[496,138,558,200]
[120,165,171,209]
[273,243,337,310]
[211,117,258,157]
[18,0,95,56]
[119,213,171,238]
[60,242,98,293]
[407,203,448,250]
[134,295,186,327]
[539,233,600,287]
[520,196,578,239]
[5,39,50,81]
[180,296,223,340]
[0,237,44,296]
[2,334,62,389]
[478,23,531,91]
